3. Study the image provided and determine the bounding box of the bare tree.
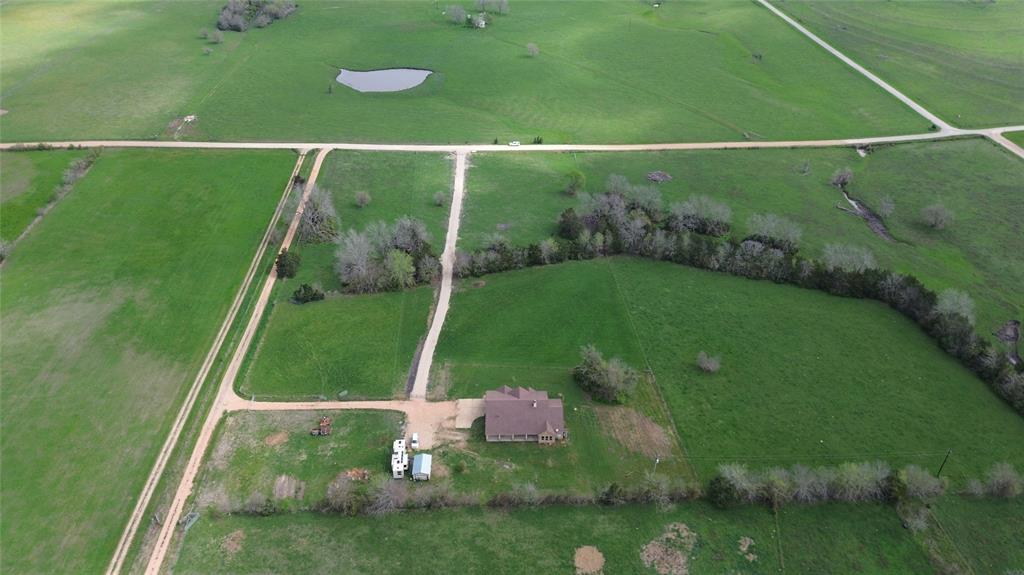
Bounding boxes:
[899,465,946,500]
[447,5,467,24]
[526,42,539,57]
[336,229,379,293]
[199,28,210,39]
[696,351,721,373]
[822,243,877,273]
[498,0,510,14]
[298,184,339,243]
[936,289,975,325]
[830,167,853,190]
[985,462,1022,498]
[354,191,371,208]
[747,213,803,251]
[211,29,224,44]
[877,196,895,219]
[203,47,213,56]
[921,203,953,230]
[366,477,408,516]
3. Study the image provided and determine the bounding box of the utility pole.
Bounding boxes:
[652,457,660,474]
[936,449,952,477]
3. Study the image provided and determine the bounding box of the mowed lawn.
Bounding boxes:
[0,149,293,573]
[171,502,935,574]
[0,148,92,242]
[196,410,402,512]
[0,1,926,143]
[770,0,1024,128]
[238,152,451,399]
[462,139,1024,336]
[432,259,1024,481]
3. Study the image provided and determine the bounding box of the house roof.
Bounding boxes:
[484,387,565,437]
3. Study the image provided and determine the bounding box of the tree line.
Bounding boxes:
[454,175,1024,417]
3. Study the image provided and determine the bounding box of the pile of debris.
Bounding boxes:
[647,170,673,183]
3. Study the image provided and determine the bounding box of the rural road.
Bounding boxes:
[139,148,331,575]
[410,150,467,400]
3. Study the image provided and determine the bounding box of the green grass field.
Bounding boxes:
[237,151,452,400]
[1007,131,1024,147]
[0,148,92,241]
[0,148,293,574]
[927,497,1024,574]
[0,1,927,143]
[171,502,937,574]
[196,410,402,512]
[433,259,1024,481]
[462,138,1024,336]
[771,1,1024,128]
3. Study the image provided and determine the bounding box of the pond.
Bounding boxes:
[335,68,433,93]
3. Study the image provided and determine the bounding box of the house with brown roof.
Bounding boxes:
[484,386,567,444]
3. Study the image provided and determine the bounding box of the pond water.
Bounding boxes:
[336,68,433,93]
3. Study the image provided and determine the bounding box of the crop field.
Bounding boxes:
[171,501,939,574]
[195,410,402,512]
[771,0,1024,128]
[238,151,450,400]
[0,148,92,242]
[0,1,927,143]
[0,149,293,573]
[433,259,1024,481]
[462,139,1024,336]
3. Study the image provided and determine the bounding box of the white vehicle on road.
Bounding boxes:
[508,140,520,147]
[410,432,420,450]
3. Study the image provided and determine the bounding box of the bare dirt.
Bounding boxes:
[640,523,698,575]
[575,546,606,574]
[343,468,370,481]
[221,529,245,558]
[738,536,757,562]
[263,431,288,447]
[596,406,672,459]
[272,475,305,501]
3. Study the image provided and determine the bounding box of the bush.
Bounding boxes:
[897,465,946,500]
[217,0,296,32]
[696,351,721,373]
[275,249,300,278]
[322,475,364,515]
[822,243,877,273]
[293,283,324,304]
[557,208,584,240]
[565,169,585,197]
[354,191,371,208]
[366,476,408,516]
[985,462,1022,498]
[746,213,802,253]
[433,191,448,207]
[572,345,639,403]
[668,196,732,237]
[707,474,736,508]
[921,203,953,230]
[935,288,975,326]
[447,5,467,24]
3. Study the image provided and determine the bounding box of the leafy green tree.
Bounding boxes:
[276,248,300,278]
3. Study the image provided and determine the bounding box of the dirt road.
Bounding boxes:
[410,150,467,399]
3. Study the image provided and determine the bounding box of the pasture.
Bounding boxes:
[771,0,1024,128]
[0,149,294,573]
[170,502,936,574]
[0,148,92,242]
[461,139,1024,336]
[195,410,402,512]
[0,0,926,143]
[432,258,1024,481]
[238,151,451,400]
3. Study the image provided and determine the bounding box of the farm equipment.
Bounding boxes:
[310,416,332,436]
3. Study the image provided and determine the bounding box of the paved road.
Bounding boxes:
[410,150,467,400]
[104,151,307,575]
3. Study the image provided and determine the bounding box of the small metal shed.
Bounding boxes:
[412,453,432,481]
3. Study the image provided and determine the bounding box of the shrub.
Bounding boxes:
[275,249,300,278]
[963,478,985,498]
[707,474,736,508]
[557,208,584,240]
[746,213,802,253]
[217,0,296,32]
[898,465,946,500]
[718,463,759,503]
[822,243,877,273]
[322,476,363,515]
[668,196,732,237]
[696,351,721,373]
[921,203,953,230]
[565,169,585,196]
[366,476,408,516]
[526,42,539,57]
[985,462,1022,498]
[833,461,890,502]
[293,283,324,304]
[211,29,224,44]
[433,191,448,207]
[936,288,975,326]
[354,191,371,208]
[447,5,467,24]
[572,345,639,403]
[203,47,213,56]
[878,196,896,219]
[830,167,853,190]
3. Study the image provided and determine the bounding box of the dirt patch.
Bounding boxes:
[596,406,673,459]
[222,529,245,557]
[272,475,305,501]
[343,468,371,481]
[0,108,8,116]
[263,431,288,447]
[738,536,757,562]
[640,523,697,575]
[575,546,605,574]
